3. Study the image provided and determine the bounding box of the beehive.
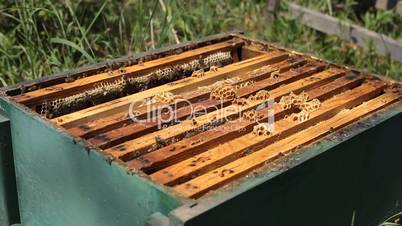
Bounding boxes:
[1,32,402,226]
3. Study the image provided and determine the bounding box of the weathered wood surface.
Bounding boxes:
[86,59,309,149]
[54,52,287,128]
[288,3,402,62]
[266,0,281,13]
[397,1,402,14]
[13,40,244,106]
[104,67,346,161]
[174,91,401,198]
[375,0,400,10]
[127,75,364,173]
[69,57,305,139]
[149,81,385,186]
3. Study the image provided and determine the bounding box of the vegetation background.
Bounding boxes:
[0,0,401,87]
[0,1,401,225]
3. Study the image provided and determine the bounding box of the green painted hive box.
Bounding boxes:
[1,32,402,226]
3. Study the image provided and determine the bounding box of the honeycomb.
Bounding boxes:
[298,98,321,112]
[232,98,249,106]
[243,110,264,122]
[270,70,280,79]
[40,78,127,117]
[248,90,270,101]
[254,90,270,100]
[210,84,238,100]
[203,51,231,66]
[252,123,271,136]
[279,95,293,110]
[279,92,309,110]
[153,67,175,80]
[234,80,256,89]
[279,92,321,123]
[38,51,232,118]
[154,91,176,104]
[290,110,310,123]
[292,92,309,107]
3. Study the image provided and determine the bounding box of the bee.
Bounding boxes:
[191,118,198,126]
[138,58,145,66]
[210,65,219,72]
[191,69,205,78]
[65,76,75,83]
[119,67,127,74]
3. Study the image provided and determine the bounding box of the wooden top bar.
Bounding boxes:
[104,67,346,161]
[127,75,364,173]
[14,39,245,106]
[8,35,401,200]
[68,58,308,139]
[86,59,314,149]
[174,91,401,198]
[150,81,386,186]
[53,52,288,128]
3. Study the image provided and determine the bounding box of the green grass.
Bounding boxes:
[1,1,402,223]
[0,0,401,87]
[379,212,402,226]
[269,1,402,80]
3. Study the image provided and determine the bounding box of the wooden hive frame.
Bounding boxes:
[3,32,402,200]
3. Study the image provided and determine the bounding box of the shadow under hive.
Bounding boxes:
[1,33,402,226]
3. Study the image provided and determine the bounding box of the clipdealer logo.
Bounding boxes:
[128,97,276,132]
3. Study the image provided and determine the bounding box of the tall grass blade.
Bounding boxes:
[50,37,95,63]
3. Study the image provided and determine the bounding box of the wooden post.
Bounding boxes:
[376,0,390,9]
[288,3,402,62]
[266,0,281,13]
[375,0,399,9]
[397,1,402,14]
[266,0,281,27]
